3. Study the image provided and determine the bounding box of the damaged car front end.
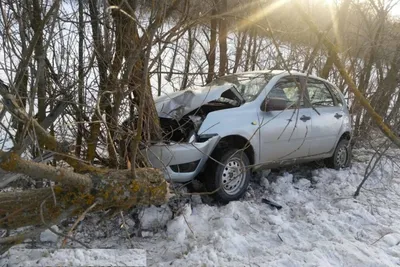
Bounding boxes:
[142,82,245,183]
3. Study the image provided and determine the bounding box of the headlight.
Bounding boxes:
[198,133,218,141]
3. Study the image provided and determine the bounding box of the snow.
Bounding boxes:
[40,226,60,243]
[139,205,173,231]
[5,248,146,267]
[2,148,400,267]
[136,148,400,266]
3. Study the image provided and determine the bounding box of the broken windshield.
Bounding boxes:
[208,73,274,102]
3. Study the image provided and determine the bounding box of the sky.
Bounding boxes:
[392,4,400,17]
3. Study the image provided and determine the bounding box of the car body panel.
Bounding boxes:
[308,106,344,155]
[258,108,312,163]
[307,80,352,156]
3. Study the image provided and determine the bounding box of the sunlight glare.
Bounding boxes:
[235,0,290,32]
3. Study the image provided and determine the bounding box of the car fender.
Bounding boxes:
[197,105,261,163]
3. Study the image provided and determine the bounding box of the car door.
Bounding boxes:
[258,76,312,164]
[305,78,344,156]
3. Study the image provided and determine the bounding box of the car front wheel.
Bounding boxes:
[325,139,352,169]
[205,149,251,203]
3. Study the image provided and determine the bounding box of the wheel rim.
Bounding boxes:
[336,146,348,168]
[221,157,246,195]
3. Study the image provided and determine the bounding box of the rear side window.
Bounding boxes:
[326,83,344,107]
[305,79,335,107]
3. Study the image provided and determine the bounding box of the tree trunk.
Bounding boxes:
[13,0,29,144]
[320,0,351,79]
[218,0,228,77]
[206,7,217,83]
[181,28,195,90]
[31,0,47,124]
[370,60,399,119]
[250,28,258,71]
[233,30,247,73]
[157,40,162,96]
[244,31,252,72]
[166,38,179,83]
[86,0,109,163]
[75,0,84,158]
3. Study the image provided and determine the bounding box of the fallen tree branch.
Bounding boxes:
[0,168,169,230]
[0,152,92,189]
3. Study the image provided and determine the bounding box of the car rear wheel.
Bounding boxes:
[205,149,251,203]
[325,139,351,169]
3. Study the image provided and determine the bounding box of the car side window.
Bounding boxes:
[267,77,305,109]
[326,83,344,107]
[306,79,335,107]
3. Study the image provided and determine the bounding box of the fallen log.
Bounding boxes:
[0,163,169,229]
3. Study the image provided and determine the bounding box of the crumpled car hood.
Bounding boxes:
[155,83,244,120]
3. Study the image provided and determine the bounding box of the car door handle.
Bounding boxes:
[334,113,343,119]
[300,115,311,122]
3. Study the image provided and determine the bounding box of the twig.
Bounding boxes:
[119,211,134,248]
[371,231,396,245]
[40,198,90,248]
[61,201,98,248]
[277,233,284,242]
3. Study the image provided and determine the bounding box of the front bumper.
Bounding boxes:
[141,135,220,182]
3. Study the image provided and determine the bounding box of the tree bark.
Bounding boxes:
[218,0,228,77]
[31,0,48,124]
[250,28,258,71]
[206,7,217,83]
[181,28,195,90]
[244,30,253,71]
[233,30,247,73]
[75,0,85,158]
[0,164,169,230]
[86,0,109,163]
[166,38,179,83]
[13,0,29,144]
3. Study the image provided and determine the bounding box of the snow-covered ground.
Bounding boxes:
[2,147,400,266]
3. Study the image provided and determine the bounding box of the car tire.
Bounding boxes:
[205,149,251,203]
[325,139,351,170]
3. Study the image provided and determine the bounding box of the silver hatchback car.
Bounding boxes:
[143,70,352,202]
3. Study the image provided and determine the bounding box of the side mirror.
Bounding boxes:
[261,97,287,112]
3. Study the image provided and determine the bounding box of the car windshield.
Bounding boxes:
[207,73,274,102]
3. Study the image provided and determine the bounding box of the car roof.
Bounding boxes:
[232,69,331,83]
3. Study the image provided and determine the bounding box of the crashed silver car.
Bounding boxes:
[142,70,352,202]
